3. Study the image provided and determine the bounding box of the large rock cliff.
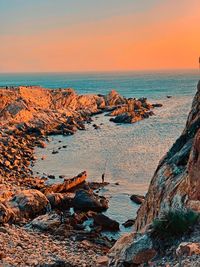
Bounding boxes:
[135,81,200,230]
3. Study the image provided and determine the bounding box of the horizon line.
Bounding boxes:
[0,67,199,75]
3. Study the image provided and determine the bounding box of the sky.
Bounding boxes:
[0,0,200,72]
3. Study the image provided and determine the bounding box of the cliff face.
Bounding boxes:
[0,86,105,126]
[135,81,200,231]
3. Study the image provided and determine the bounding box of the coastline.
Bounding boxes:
[0,85,157,266]
[0,83,199,266]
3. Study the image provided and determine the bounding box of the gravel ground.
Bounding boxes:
[0,224,106,267]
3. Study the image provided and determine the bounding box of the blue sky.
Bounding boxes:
[0,0,160,34]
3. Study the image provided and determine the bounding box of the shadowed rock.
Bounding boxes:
[72,189,108,212]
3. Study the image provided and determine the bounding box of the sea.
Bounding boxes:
[1,70,199,237]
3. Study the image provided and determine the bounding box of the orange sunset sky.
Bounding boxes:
[0,0,200,73]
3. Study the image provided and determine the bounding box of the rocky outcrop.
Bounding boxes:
[0,87,156,130]
[135,81,200,231]
[108,97,156,124]
[44,171,87,194]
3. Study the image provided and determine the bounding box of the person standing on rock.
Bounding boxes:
[102,173,105,184]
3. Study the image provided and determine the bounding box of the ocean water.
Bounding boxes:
[2,70,199,237]
[0,69,199,99]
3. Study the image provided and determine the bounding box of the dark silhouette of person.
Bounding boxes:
[102,173,105,183]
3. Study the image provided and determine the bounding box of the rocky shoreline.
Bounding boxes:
[2,83,199,267]
[0,86,160,266]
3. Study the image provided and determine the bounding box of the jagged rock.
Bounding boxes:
[93,214,119,231]
[44,171,87,194]
[105,90,126,106]
[72,190,108,212]
[110,110,154,124]
[108,233,156,266]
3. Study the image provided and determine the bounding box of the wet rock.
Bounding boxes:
[36,141,47,148]
[152,103,163,108]
[110,113,131,123]
[93,214,119,231]
[122,219,135,228]
[52,150,59,154]
[48,175,55,179]
[130,194,145,205]
[88,182,109,190]
[93,124,100,130]
[73,190,108,212]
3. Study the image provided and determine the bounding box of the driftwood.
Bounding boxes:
[44,171,87,195]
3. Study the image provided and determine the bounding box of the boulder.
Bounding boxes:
[152,103,163,108]
[93,214,119,231]
[108,233,156,266]
[110,113,132,123]
[10,189,49,219]
[72,190,108,212]
[28,213,61,231]
[122,219,135,228]
[130,194,145,205]
[47,193,74,210]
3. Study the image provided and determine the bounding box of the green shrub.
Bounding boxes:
[152,208,199,240]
